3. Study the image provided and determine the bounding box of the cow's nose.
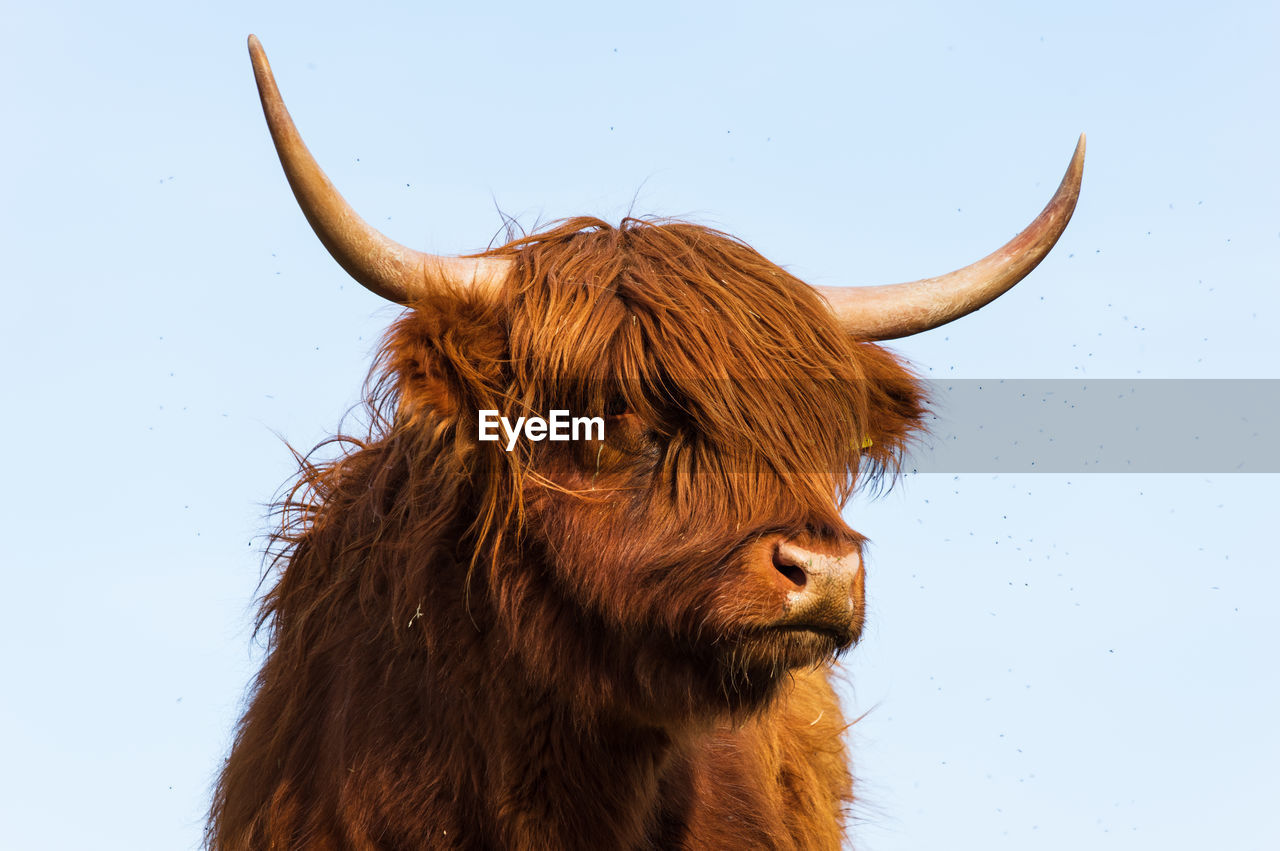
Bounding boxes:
[771,540,863,642]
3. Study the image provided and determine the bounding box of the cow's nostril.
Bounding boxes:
[772,547,807,589]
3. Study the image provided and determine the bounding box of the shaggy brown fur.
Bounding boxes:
[208,217,926,849]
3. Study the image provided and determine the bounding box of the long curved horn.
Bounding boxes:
[247,35,509,304]
[818,135,1085,341]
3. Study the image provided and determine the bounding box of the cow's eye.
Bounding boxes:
[604,394,630,418]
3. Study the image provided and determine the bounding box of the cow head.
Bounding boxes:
[247,36,1082,724]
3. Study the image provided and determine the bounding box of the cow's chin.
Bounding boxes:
[728,624,852,675]
[743,625,853,667]
[692,624,855,713]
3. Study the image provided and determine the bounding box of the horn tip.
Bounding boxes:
[247,35,276,96]
[247,35,268,70]
[1059,133,1086,203]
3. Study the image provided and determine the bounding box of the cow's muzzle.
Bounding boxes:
[767,539,865,646]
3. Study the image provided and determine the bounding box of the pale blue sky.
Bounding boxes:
[1,2,1276,848]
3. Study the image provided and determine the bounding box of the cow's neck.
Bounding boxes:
[477,680,684,849]
[428,548,702,847]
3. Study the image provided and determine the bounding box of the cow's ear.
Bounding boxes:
[854,343,928,472]
[380,289,509,427]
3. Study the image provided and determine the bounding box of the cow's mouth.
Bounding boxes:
[760,623,857,661]
[727,622,855,673]
[768,623,856,649]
